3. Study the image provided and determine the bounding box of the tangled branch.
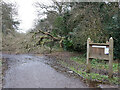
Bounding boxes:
[31,29,65,48]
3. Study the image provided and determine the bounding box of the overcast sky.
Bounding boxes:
[4,0,52,33]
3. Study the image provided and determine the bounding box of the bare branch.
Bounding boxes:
[38,30,60,41]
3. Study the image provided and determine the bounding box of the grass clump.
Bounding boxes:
[60,55,119,85]
[69,65,119,85]
[70,56,118,73]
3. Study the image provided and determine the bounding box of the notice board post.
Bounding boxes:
[108,37,113,78]
[86,38,91,73]
[86,37,113,78]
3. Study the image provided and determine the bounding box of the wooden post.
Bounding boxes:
[86,38,91,73]
[108,37,113,78]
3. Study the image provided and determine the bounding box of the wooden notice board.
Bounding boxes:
[89,43,109,60]
[86,37,113,78]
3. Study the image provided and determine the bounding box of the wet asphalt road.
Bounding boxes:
[2,54,87,88]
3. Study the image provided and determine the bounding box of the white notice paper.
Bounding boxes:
[92,45,106,48]
[105,48,109,54]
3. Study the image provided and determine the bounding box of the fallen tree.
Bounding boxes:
[31,29,65,52]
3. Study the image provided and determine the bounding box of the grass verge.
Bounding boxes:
[59,55,119,85]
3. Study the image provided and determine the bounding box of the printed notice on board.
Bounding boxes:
[104,48,109,54]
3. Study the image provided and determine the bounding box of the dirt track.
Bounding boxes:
[2,54,87,88]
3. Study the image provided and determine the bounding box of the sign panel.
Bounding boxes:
[89,44,109,60]
[92,45,109,55]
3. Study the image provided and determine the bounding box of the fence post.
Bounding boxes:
[86,38,91,73]
[108,37,113,78]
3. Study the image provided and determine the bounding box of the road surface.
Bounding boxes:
[2,54,87,88]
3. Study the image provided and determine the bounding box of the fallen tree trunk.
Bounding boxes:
[32,29,65,48]
[38,30,60,41]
